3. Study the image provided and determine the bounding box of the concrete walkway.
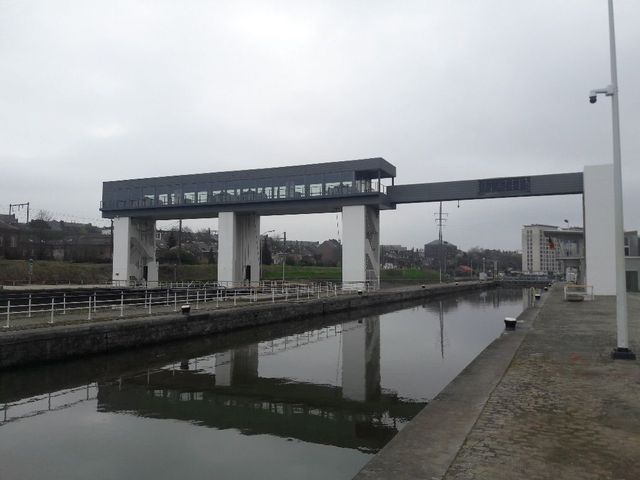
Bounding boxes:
[355,286,640,480]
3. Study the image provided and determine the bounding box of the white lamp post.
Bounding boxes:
[589,0,635,359]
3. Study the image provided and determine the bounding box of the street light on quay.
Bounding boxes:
[589,0,635,360]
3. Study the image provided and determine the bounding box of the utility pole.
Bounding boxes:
[9,202,29,223]
[282,231,287,282]
[110,219,114,260]
[434,202,448,283]
[178,219,182,266]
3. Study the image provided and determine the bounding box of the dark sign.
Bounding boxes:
[478,176,531,196]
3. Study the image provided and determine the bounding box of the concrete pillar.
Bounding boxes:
[217,212,260,285]
[341,317,381,402]
[342,205,380,289]
[215,345,259,387]
[584,164,616,295]
[112,217,158,286]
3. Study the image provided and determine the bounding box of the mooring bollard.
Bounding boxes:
[504,316,517,330]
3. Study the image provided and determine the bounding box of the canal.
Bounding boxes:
[0,288,526,480]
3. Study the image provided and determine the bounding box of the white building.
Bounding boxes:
[522,224,561,274]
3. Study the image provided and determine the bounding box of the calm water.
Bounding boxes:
[0,289,527,480]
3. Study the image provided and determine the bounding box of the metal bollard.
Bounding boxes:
[234,290,237,306]
[28,294,32,318]
[196,291,200,310]
[272,289,275,303]
[148,293,152,314]
[120,292,124,317]
[88,296,92,320]
[166,289,170,306]
[63,293,66,315]
[174,292,178,312]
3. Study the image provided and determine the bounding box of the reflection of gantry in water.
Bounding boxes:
[1,318,424,452]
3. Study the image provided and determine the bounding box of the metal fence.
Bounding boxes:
[1,281,378,329]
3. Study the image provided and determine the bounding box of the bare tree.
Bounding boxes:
[35,209,54,221]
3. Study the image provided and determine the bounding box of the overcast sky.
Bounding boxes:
[1,0,639,250]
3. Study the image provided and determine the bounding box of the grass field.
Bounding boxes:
[0,260,441,285]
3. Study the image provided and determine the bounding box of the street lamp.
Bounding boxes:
[589,0,635,360]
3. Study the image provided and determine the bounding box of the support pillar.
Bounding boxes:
[341,317,381,402]
[342,205,380,289]
[112,217,158,286]
[218,212,260,286]
[584,165,616,295]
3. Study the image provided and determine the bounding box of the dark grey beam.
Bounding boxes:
[387,172,583,205]
[101,193,395,220]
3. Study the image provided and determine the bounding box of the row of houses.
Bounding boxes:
[0,214,112,262]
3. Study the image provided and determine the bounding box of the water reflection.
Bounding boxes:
[93,317,412,453]
[0,288,525,480]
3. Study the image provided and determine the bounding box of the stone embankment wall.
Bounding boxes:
[0,281,494,370]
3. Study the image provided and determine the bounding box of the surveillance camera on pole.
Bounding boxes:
[588,85,614,104]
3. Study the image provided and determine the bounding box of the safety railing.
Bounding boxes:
[563,284,594,301]
[1,280,379,329]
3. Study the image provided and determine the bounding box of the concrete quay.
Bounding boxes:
[0,281,492,370]
[354,286,640,480]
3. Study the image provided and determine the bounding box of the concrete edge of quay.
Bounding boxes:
[353,285,549,480]
[0,281,496,370]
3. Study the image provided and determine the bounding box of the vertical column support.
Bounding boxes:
[342,205,380,289]
[111,217,157,286]
[584,164,617,295]
[218,212,237,286]
[218,212,260,286]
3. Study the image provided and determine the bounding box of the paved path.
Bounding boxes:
[355,286,640,480]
